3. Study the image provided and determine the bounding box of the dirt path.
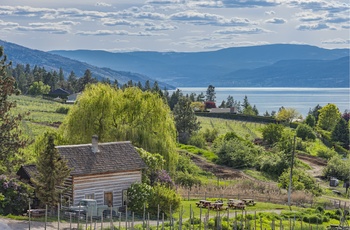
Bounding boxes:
[297,154,327,180]
[190,154,247,179]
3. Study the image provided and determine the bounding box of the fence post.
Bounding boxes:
[200,206,202,230]
[45,204,47,230]
[143,203,146,230]
[101,213,103,230]
[126,205,129,230]
[57,203,60,230]
[162,213,164,230]
[132,212,135,230]
[255,211,257,230]
[28,200,31,230]
[157,204,160,230]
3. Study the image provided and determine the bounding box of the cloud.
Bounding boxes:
[76,29,167,36]
[289,0,349,13]
[214,27,270,34]
[170,11,255,26]
[146,0,182,4]
[95,2,112,7]
[322,38,350,45]
[295,12,325,22]
[187,1,224,8]
[220,0,279,8]
[0,20,19,26]
[145,23,177,31]
[325,14,349,23]
[102,19,152,27]
[265,11,275,15]
[16,25,69,34]
[296,23,330,30]
[134,11,167,20]
[265,18,286,24]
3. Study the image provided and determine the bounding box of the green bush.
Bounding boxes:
[202,128,218,142]
[148,184,181,217]
[127,183,153,215]
[188,134,206,149]
[55,106,69,114]
[303,214,323,224]
[296,124,316,141]
[0,175,33,215]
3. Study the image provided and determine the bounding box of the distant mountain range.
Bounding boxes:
[51,44,349,88]
[0,40,173,89]
[0,39,349,88]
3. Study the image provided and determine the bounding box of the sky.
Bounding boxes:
[0,0,349,52]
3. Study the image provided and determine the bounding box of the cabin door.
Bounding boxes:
[104,192,113,207]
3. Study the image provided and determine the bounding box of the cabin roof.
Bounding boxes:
[57,141,146,176]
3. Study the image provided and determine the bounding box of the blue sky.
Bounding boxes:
[0,0,349,52]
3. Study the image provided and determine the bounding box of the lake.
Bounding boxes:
[176,87,349,117]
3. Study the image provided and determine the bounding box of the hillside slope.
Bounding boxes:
[0,40,173,89]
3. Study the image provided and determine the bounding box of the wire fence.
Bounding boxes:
[27,201,350,230]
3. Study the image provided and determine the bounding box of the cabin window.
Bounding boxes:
[122,189,128,206]
[104,192,113,207]
[85,193,95,199]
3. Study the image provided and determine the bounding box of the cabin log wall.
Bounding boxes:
[72,170,142,207]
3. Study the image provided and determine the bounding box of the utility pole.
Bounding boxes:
[288,135,296,209]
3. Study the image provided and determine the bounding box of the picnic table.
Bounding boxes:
[242,199,256,206]
[196,200,212,208]
[227,199,246,210]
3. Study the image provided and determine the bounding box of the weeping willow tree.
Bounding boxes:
[59,83,178,174]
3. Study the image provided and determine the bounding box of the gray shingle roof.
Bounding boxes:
[57,141,146,176]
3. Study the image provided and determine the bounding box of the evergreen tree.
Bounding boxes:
[67,71,77,92]
[0,47,27,174]
[219,100,226,108]
[331,118,349,149]
[32,132,71,208]
[205,85,216,102]
[309,104,322,122]
[242,95,250,110]
[144,80,151,91]
[196,92,205,102]
[226,95,234,108]
[173,96,200,144]
[305,114,316,127]
[169,89,182,110]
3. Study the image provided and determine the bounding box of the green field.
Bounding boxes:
[197,116,265,140]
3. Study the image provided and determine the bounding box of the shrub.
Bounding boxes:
[188,134,206,149]
[303,214,323,224]
[148,184,181,217]
[296,124,316,141]
[0,175,33,215]
[202,128,218,142]
[127,183,152,215]
[55,106,69,114]
[175,172,201,189]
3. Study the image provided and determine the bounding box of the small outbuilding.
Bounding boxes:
[18,136,146,209]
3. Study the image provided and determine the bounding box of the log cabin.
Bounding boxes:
[17,136,146,208]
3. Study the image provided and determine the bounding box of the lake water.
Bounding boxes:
[176,87,350,117]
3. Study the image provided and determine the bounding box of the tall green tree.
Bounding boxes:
[317,103,341,131]
[331,118,349,148]
[276,107,299,122]
[60,84,178,174]
[173,96,200,144]
[0,47,27,174]
[205,85,216,102]
[32,132,71,208]
[262,123,284,145]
